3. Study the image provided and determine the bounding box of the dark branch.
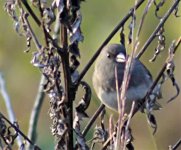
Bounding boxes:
[169,138,181,150]
[82,104,105,137]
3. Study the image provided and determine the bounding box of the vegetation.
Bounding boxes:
[0,0,180,149]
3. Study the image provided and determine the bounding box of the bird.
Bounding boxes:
[92,43,153,114]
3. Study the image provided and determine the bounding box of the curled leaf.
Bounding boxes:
[73,81,91,150]
[150,27,165,62]
[92,125,108,144]
[69,11,84,44]
[146,113,157,134]
[73,111,89,150]
[174,2,180,17]
[70,54,80,73]
[153,0,166,19]
[128,14,136,44]
[43,7,55,32]
[166,41,180,103]
[120,27,125,47]
[75,81,91,117]
[69,42,80,57]
[4,0,18,22]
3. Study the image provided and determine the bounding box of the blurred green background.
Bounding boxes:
[0,1,181,150]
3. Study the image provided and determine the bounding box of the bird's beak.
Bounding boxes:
[116,53,126,63]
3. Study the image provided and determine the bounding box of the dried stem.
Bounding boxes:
[38,0,49,47]
[61,24,73,150]
[136,0,154,38]
[115,66,124,150]
[102,132,116,150]
[27,75,46,150]
[23,13,42,50]
[82,104,105,137]
[169,138,181,150]
[21,0,41,25]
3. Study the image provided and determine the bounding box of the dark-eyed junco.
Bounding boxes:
[92,43,153,113]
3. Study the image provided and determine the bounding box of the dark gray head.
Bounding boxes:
[99,44,127,64]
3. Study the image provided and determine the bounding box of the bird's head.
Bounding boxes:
[101,44,127,63]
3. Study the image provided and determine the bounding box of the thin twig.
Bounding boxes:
[136,0,181,58]
[82,104,105,137]
[169,138,181,150]
[27,75,46,150]
[21,0,41,25]
[115,66,123,150]
[123,101,135,148]
[102,131,116,150]
[23,13,42,50]
[38,0,49,47]
[136,0,154,38]
[0,73,23,147]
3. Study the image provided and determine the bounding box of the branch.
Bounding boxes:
[82,104,105,137]
[0,73,23,148]
[23,13,42,50]
[61,24,73,150]
[27,75,46,150]
[21,0,41,26]
[169,138,181,150]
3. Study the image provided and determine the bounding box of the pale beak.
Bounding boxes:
[116,53,126,63]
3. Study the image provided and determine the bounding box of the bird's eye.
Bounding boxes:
[107,53,111,58]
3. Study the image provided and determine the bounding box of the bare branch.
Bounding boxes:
[82,104,105,137]
[169,138,181,150]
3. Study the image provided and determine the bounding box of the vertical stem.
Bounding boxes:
[27,75,45,150]
[61,25,73,150]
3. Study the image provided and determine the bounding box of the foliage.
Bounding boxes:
[0,0,181,150]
